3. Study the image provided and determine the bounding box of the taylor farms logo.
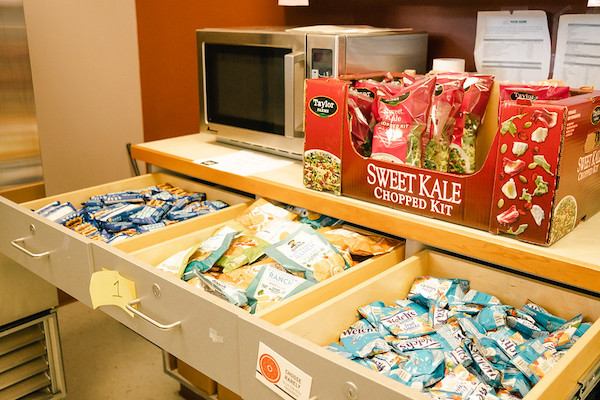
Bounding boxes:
[309,96,337,118]
[366,163,462,216]
[380,91,411,106]
[592,105,600,125]
[510,91,538,101]
[356,87,375,99]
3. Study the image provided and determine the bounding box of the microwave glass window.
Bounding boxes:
[311,48,333,78]
[204,44,290,136]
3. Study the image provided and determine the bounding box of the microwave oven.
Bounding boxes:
[196,25,428,159]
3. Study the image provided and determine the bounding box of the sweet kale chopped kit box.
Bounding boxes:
[303,75,600,245]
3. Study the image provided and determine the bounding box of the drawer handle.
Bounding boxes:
[11,237,51,258]
[126,299,181,330]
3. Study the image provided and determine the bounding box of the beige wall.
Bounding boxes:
[23,0,144,195]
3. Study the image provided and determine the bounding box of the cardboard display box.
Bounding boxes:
[303,74,600,245]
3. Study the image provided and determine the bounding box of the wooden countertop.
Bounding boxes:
[131,133,600,295]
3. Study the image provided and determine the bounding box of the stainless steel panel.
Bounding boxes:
[91,242,245,394]
[237,315,431,400]
[0,0,43,191]
[0,196,93,306]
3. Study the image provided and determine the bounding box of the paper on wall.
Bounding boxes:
[474,10,551,82]
[552,14,600,89]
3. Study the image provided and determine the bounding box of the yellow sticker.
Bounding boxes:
[89,270,136,317]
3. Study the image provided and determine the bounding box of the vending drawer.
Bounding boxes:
[238,250,600,400]
[90,242,246,394]
[0,172,251,307]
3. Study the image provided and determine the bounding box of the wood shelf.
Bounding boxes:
[131,133,600,294]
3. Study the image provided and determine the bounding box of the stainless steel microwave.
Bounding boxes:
[196,25,428,159]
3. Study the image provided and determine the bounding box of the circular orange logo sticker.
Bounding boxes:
[259,354,281,383]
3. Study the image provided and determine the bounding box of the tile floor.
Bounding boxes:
[56,301,182,399]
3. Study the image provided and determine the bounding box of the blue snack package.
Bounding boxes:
[106,231,137,244]
[379,307,435,338]
[150,190,179,203]
[136,221,172,234]
[55,208,87,229]
[353,358,380,372]
[501,367,531,397]
[443,341,473,372]
[104,221,138,233]
[446,279,470,304]
[188,274,248,307]
[168,192,204,212]
[521,299,567,332]
[468,343,502,388]
[386,349,445,390]
[324,342,355,360]
[545,315,582,351]
[371,351,409,373]
[476,305,510,332]
[477,336,512,366]
[436,321,470,352]
[129,202,172,224]
[407,276,455,308]
[392,299,430,319]
[429,305,453,327]
[571,321,592,343]
[510,338,557,384]
[390,334,444,353]
[357,302,396,336]
[339,326,391,358]
[97,203,144,225]
[462,290,502,307]
[430,364,482,398]
[100,191,145,205]
[454,312,486,340]
[204,200,229,210]
[506,315,548,339]
[35,201,77,221]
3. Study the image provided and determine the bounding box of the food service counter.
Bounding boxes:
[0,132,598,400]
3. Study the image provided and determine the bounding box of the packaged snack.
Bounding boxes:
[236,198,297,234]
[353,358,380,372]
[407,276,455,308]
[253,217,303,245]
[136,221,178,234]
[264,225,349,282]
[379,306,435,338]
[392,299,430,320]
[216,258,283,290]
[55,209,87,229]
[156,244,200,279]
[324,342,355,360]
[34,201,77,221]
[506,315,548,339]
[501,367,531,397]
[215,229,270,273]
[188,274,248,307]
[97,203,144,225]
[521,299,567,332]
[339,325,391,358]
[462,290,502,307]
[357,301,392,335]
[448,74,494,174]
[454,313,486,340]
[371,351,409,373]
[386,349,445,390]
[72,221,101,238]
[468,343,502,387]
[422,76,465,172]
[129,202,172,225]
[431,363,486,398]
[245,264,315,313]
[104,220,137,233]
[318,225,401,256]
[167,192,205,213]
[182,225,239,280]
[371,76,436,166]
[429,305,453,327]
[390,334,444,352]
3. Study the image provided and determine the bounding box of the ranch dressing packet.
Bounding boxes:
[156,244,200,279]
[245,265,315,313]
[264,225,349,282]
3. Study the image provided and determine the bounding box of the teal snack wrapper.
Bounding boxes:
[476,305,510,331]
[325,342,355,360]
[501,368,531,397]
[371,351,409,373]
[407,276,455,308]
[340,326,390,358]
[468,344,502,388]
[386,349,445,390]
[192,273,248,307]
[390,334,444,353]
[522,299,568,332]
[379,306,435,338]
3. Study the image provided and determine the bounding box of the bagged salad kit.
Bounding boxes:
[304,72,600,245]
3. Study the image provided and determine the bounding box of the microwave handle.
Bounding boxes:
[284,51,304,139]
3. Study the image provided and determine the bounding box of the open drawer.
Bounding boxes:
[0,172,251,307]
[125,219,405,395]
[237,250,600,400]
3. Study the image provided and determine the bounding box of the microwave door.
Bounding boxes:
[284,51,304,139]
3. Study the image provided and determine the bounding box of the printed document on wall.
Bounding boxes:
[553,14,600,89]
[474,10,551,82]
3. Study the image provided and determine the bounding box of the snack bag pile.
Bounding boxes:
[34,183,229,244]
[348,72,494,174]
[155,198,402,313]
[325,276,591,399]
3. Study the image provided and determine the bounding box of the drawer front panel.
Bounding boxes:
[0,197,92,306]
[91,243,244,393]
[238,316,431,400]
